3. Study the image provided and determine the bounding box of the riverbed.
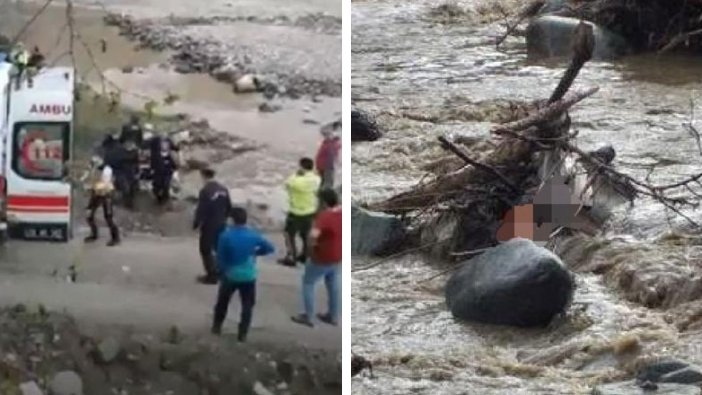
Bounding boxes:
[352,1,702,394]
[1,0,341,230]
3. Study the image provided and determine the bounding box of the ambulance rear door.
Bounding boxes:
[5,68,74,242]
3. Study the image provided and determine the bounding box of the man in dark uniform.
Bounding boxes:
[193,168,232,284]
[120,115,143,147]
[113,141,140,209]
[150,131,179,205]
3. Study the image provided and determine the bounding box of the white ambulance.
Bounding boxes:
[0,63,75,242]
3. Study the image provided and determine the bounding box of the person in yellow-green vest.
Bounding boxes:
[11,43,29,87]
[279,157,321,267]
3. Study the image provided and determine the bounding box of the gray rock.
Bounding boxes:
[445,238,574,327]
[212,64,239,83]
[592,380,701,395]
[19,381,44,395]
[638,359,702,386]
[49,371,83,395]
[97,337,121,363]
[121,66,134,74]
[351,205,406,256]
[526,16,630,60]
[259,102,282,113]
[233,74,260,93]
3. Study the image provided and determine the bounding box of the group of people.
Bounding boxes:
[84,115,181,245]
[85,115,342,342]
[194,125,342,340]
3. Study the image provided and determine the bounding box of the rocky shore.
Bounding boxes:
[104,13,341,99]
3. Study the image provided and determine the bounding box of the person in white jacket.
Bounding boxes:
[83,155,120,246]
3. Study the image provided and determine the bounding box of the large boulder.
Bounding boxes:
[592,381,701,395]
[445,238,574,327]
[352,205,406,256]
[351,110,381,142]
[526,16,630,60]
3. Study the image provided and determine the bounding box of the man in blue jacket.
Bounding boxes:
[212,207,275,341]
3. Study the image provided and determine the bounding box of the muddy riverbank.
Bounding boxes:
[0,305,341,395]
[352,1,702,394]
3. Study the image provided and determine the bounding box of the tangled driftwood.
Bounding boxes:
[368,21,702,261]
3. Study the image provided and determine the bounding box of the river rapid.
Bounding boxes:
[352,1,702,394]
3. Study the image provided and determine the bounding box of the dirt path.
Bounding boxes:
[0,233,341,351]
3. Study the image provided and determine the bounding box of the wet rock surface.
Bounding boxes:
[351,205,407,256]
[445,238,575,327]
[104,13,341,98]
[0,307,340,395]
[351,110,382,142]
[591,380,701,395]
[637,359,702,386]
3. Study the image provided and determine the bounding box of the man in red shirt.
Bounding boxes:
[291,188,341,327]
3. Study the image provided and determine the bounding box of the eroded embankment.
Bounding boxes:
[0,306,341,395]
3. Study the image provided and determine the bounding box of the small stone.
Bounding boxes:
[303,119,319,125]
[19,381,44,395]
[49,371,83,395]
[233,74,260,93]
[97,337,121,363]
[258,102,282,113]
[121,66,134,73]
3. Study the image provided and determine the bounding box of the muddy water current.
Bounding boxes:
[352,1,702,394]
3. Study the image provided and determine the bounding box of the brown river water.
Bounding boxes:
[352,1,702,394]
